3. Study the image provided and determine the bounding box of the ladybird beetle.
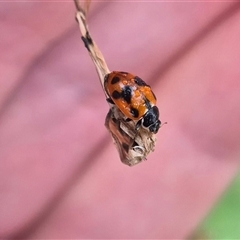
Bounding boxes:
[104,71,161,134]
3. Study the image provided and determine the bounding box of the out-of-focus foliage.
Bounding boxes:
[191,172,240,239]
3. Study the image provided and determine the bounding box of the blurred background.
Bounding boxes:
[191,173,240,239]
[1,1,240,239]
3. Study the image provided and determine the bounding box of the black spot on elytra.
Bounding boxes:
[122,86,132,104]
[111,76,120,85]
[112,90,122,99]
[134,76,149,86]
[130,107,139,118]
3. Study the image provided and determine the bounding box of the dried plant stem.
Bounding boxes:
[74,0,110,96]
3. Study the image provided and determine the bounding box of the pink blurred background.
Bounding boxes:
[1,1,240,239]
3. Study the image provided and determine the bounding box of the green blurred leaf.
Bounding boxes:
[191,173,240,239]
